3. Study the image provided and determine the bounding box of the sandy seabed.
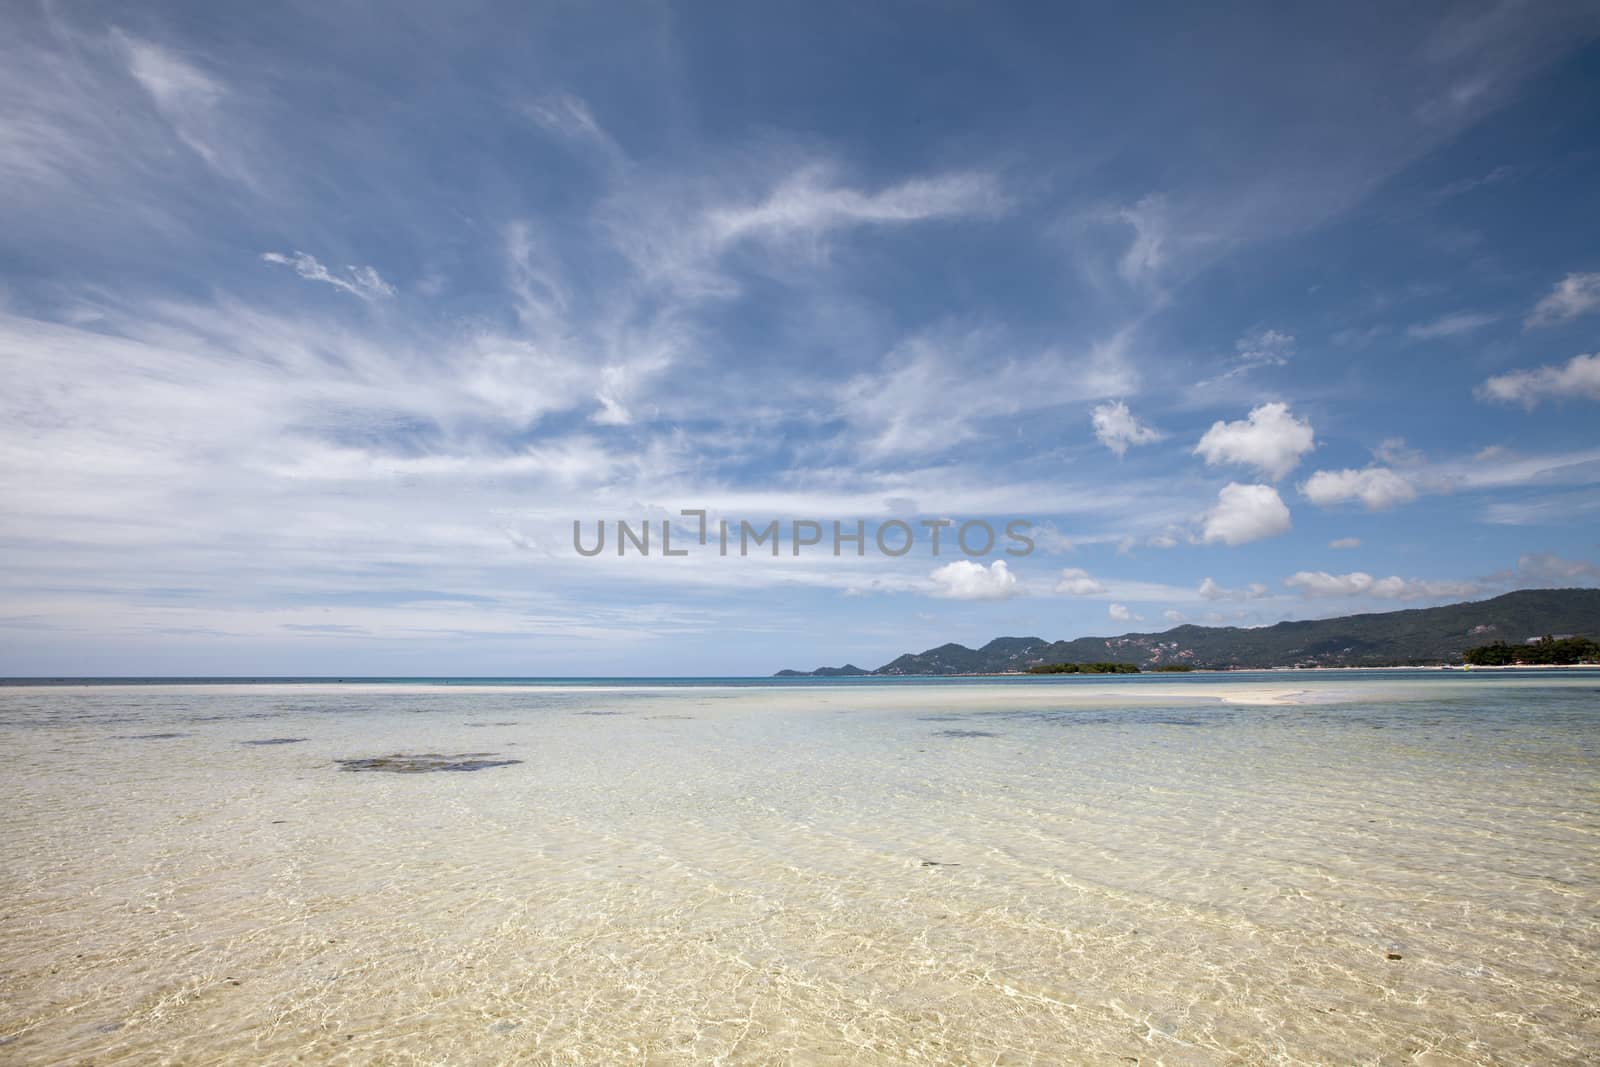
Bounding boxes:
[2,675,1597,1064]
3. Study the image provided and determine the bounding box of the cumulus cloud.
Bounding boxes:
[1194,402,1315,481]
[1200,483,1292,545]
[1329,537,1362,549]
[1300,467,1417,510]
[1477,352,1600,407]
[1090,400,1163,456]
[1055,567,1108,596]
[261,252,396,301]
[1198,577,1269,600]
[1163,609,1186,623]
[1108,603,1143,622]
[1525,272,1600,328]
[929,559,1020,600]
[1283,571,1481,600]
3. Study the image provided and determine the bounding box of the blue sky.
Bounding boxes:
[3,1,1600,675]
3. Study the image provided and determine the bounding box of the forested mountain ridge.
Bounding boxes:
[775,589,1600,675]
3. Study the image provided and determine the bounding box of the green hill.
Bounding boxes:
[776,588,1600,675]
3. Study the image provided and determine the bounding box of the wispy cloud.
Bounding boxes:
[1407,311,1497,338]
[710,166,1006,246]
[261,251,396,301]
[1477,352,1600,407]
[1525,272,1600,328]
[837,325,1137,460]
[114,30,259,189]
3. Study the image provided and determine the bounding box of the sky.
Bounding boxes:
[3,1,1600,676]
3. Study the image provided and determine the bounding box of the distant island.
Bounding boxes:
[775,588,1600,675]
[1025,661,1140,674]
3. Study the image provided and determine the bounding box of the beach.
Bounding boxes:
[2,673,1597,1064]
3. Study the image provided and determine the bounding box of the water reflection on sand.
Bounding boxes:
[1,675,1597,1064]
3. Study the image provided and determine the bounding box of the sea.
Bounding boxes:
[1,671,1596,1064]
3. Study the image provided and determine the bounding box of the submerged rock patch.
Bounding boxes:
[242,737,308,745]
[116,732,189,740]
[934,729,999,738]
[335,752,523,774]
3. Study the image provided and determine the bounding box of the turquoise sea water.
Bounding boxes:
[2,672,1597,1064]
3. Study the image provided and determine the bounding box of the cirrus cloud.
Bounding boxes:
[261,251,396,301]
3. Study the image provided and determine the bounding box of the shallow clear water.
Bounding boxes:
[1,676,1597,1064]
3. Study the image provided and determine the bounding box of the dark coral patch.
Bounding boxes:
[335,752,523,773]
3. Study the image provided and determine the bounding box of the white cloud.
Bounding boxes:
[1200,483,1292,545]
[1284,571,1481,600]
[524,93,608,144]
[261,252,396,301]
[1526,272,1600,328]
[839,326,1136,459]
[1233,328,1295,372]
[1108,603,1143,623]
[1300,467,1417,510]
[1054,567,1107,596]
[1163,609,1186,623]
[708,165,1005,248]
[1197,577,1269,601]
[115,31,255,188]
[1513,552,1600,583]
[1194,402,1315,481]
[1090,400,1163,457]
[928,559,1020,601]
[1196,329,1296,387]
[1329,537,1362,549]
[1116,193,1169,283]
[1373,437,1423,466]
[1477,352,1600,407]
[120,34,222,113]
[1406,311,1497,339]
